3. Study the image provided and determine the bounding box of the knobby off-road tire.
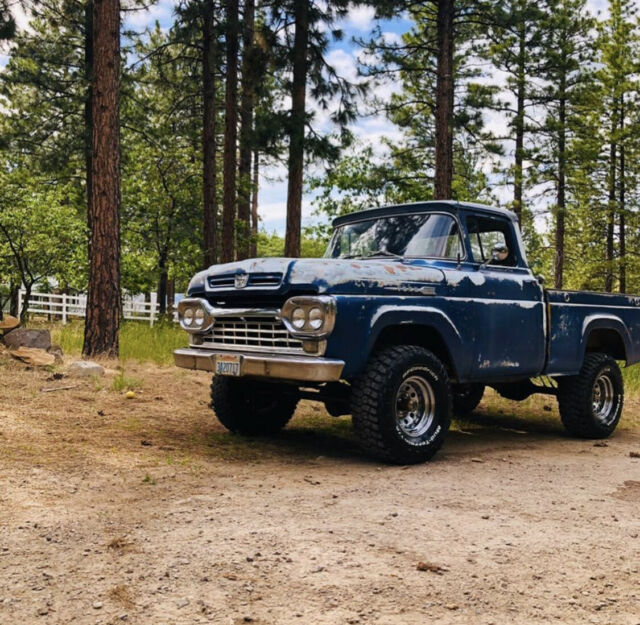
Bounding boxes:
[210,377,299,436]
[351,346,452,464]
[452,383,485,416]
[557,353,624,439]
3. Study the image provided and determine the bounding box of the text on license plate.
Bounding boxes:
[215,355,242,376]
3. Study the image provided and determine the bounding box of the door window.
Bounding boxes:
[466,215,518,267]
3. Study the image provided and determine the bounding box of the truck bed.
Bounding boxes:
[545,289,640,375]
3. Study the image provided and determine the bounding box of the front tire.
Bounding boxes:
[557,353,623,439]
[351,346,452,464]
[210,377,299,435]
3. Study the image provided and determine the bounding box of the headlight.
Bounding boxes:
[178,298,215,333]
[292,307,306,329]
[308,307,324,330]
[281,296,336,338]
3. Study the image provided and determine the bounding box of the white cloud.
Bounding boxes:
[344,5,376,32]
[325,48,359,83]
[125,0,176,30]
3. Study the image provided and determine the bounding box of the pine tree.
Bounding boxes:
[487,0,544,222]
[83,0,121,357]
[266,0,362,258]
[361,1,499,202]
[201,0,220,267]
[566,0,640,293]
[220,0,239,263]
[531,0,593,289]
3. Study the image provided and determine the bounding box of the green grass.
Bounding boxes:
[50,319,187,364]
[622,364,640,393]
[42,317,640,394]
[112,367,143,392]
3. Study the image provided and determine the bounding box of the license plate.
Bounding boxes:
[215,354,242,377]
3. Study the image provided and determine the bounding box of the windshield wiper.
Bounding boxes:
[364,249,403,259]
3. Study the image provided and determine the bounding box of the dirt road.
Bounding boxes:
[1,357,639,624]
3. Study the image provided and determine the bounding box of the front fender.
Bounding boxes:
[364,305,470,379]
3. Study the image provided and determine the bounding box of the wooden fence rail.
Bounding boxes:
[16,290,173,327]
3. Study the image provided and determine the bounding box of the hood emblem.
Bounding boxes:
[234,273,249,289]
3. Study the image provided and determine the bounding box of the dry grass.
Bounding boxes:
[1,346,638,477]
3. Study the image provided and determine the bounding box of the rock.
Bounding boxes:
[0,315,19,332]
[92,601,103,610]
[630,451,640,459]
[10,347,56,367]
[47,344,64,364]
[68,360,105,377]
[3,328,51,350]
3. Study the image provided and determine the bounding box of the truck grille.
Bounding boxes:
[208,272,283,290]
[199,315,303,354]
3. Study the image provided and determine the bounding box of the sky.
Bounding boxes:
[2,0,612,236]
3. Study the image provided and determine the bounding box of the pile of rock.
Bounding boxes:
[0,315,64,366]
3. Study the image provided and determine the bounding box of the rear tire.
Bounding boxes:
[557,353,623,439]
[351,346,452,464]
[210,377,299,435]
[452,383,485,415]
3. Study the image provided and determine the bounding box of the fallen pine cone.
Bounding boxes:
[416,561,448,574]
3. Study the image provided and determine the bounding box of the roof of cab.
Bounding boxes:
[331,200,518,227]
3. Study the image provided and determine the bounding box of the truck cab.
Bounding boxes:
[175,201,638,463]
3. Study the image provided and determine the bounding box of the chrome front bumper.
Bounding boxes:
[173,348,345,382]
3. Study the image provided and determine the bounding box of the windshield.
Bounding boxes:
[325,213,463,260]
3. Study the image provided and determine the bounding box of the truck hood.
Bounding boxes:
[191,257,446,296]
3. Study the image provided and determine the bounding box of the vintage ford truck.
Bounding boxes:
[175,201,640,463]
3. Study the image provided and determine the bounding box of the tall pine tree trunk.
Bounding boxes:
[605,133,616,293]
[554,93,566,290]
[221,0,239,263]
[619,96,626,293]
[513,16,526,223]
[202,0,218,268]
[284,0,309,258]
[434,0,454,200]
[250,149,259,257]
[84,0,93,232]
[237,0,255,260]
[83,0,121,357]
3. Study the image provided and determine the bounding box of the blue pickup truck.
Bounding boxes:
[175,201,640,463]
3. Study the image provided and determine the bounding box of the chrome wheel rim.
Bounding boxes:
[395,376,435,438]
[592,373,616,425]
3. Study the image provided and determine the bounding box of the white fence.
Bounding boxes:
[17,290,174,326]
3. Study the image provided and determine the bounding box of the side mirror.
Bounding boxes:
[478,245,509,270]
[491,245,509,263]
[537,274,545,285]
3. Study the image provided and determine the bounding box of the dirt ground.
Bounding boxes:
[1,354,639,625]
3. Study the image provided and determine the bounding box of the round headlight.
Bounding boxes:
[194,307,205,327]
[308,307,324,330]
[183,307,194,326]
[292,307,307,329]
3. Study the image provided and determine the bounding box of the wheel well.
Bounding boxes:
[585,328,626,362]
[373,324,457,379]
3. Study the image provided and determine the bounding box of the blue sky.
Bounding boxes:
[2,0,611,236]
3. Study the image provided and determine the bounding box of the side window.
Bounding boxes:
[467,216,518,267]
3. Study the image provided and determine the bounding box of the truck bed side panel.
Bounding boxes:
[545,290,640,375]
